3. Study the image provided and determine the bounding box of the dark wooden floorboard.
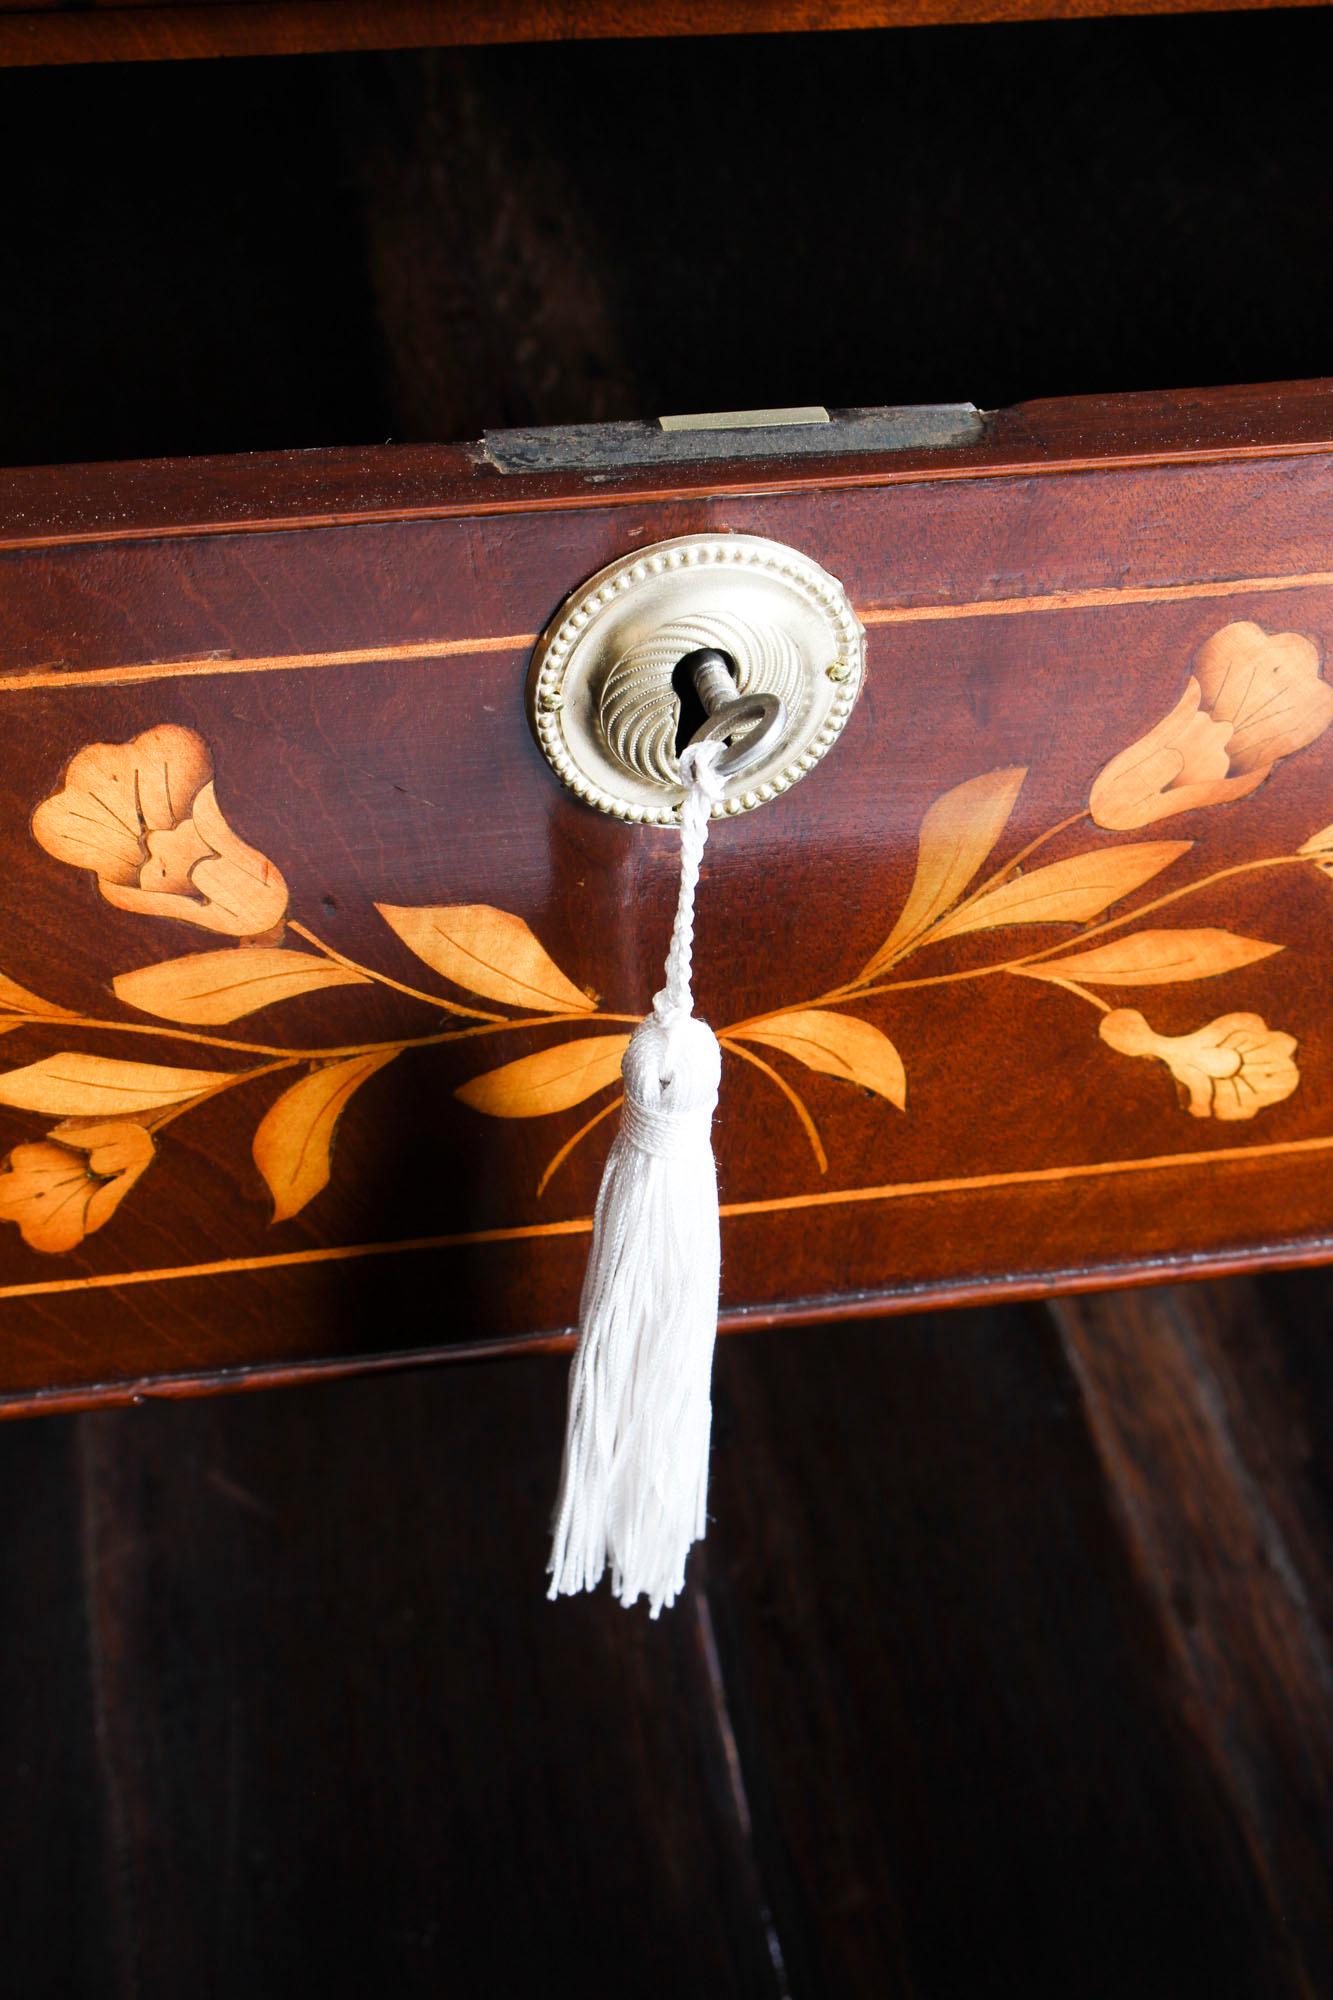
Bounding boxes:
[704,1303,1312,1999]
[1051,1272,1333,1995]
[0,1415,114,2000]
[7,1275,1333,1994]
[74,1361,783,2000]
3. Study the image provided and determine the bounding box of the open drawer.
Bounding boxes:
[1,379,1331,1414]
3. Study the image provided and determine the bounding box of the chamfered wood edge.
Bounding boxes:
[3,379,1333,551]
[0,0,1324,70]
[3,1232,1330,1423]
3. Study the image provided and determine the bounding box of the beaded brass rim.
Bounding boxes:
[526,533,866,822]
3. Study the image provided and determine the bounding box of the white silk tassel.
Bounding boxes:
[547,742,726,1616]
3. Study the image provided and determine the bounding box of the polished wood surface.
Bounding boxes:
[6,380,1333,546]
[9,1272,1333,1994]
[2,381,1332,1412]
[1,0,1326,68]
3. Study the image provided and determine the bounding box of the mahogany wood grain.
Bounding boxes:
[1,0,1327,67]
[5,380,1333,550]
[2,380,1332,1412]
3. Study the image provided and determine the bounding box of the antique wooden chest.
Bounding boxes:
[2,380,1330,1415]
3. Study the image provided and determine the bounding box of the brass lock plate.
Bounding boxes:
[526,533,866,821]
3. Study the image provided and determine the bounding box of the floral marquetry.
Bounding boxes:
[33,724,289,938]
[0,1118,155,1254]
[1089,621,1333,830]
[0,614,1327,1268]
[4,387,1333,1407]
[1099,1010,1301,1122]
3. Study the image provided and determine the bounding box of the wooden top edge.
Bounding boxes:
[1,0,1325,72]
[3,380,1333,550]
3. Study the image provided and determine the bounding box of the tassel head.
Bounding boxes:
[620,1004,722,1148]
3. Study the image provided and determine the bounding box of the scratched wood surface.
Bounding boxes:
[1,385,1333,1409]
[7,1270,1333,1995]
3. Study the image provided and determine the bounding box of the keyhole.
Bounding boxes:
[671,650,738,757]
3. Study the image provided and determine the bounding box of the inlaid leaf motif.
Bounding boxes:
[929,841,1191,941]
[861,766,1027,978]
[376,904,593,1013]
[0,971,71,1020]
[0,667,1314,1256]
[456,1035,631,1118]
[1022,928,1282,986]
[737,1011,907,1109]
[1300,821,1333,877]
[0,1052,237,1117]
[252,1050,397,1223]
[114,947,371,1024]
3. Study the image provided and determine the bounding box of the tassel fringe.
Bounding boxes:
[547,744,725,1615]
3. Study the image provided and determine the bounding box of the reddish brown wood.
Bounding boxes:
[4,380,1333,551]
[1,379,1332,1412]
[1,0,1327,67]
[4,1234,1333,1425]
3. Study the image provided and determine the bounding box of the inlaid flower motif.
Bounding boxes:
[0,1119,155,1253]
[1089,622,1333,830]
[1099,1008,1299,1120]
[0,640,1317,1267]
[32,724,287,937]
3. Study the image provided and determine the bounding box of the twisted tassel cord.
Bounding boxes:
[657,740,726,1027]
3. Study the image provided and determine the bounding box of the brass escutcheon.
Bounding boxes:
[526,533,866,822]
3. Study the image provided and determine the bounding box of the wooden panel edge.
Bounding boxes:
[4,380,1333,551]
[3,1233,1330,1423]
[1,0,1324,71]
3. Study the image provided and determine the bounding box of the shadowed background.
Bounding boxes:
[3,13,1333,463]
[4,13,1333,1996]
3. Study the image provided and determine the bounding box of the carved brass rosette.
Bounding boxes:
[526,533,866,821]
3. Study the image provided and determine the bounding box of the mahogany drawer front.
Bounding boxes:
[1,381,1331,1414]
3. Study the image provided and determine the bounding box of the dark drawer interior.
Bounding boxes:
[3,9,1333,466]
